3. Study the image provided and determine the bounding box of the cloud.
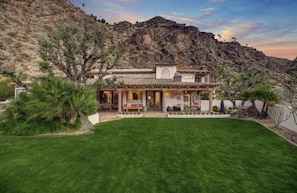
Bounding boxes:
[200,8,215,15]
[89,0,140,23]
[172,12,186,16]
[93,8,143,23]
[92,0,136,9]
[254,41,297,60]
[100,1,123,9]
[92,0,136,3]
[209,0,225,2]
[162,15,203,25]
[215,22,260,42]
[117,0,137,2]
[239,23,258,31]
[219,29,236,41]
[162,15,235,31]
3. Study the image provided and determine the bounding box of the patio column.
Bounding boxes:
[209,89,213,113]
[162,89,167,112]
[142,90,146,107]
[117,89,122,113]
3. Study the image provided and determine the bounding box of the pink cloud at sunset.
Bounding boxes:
[252,42,297,60]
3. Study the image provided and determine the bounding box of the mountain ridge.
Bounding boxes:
[0,0,294,79]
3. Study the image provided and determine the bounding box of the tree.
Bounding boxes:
[215,63,270,108]
[38,25,120,84]
[256,86,280,118]
[239,86,280,119]
[90,14,97,21]
[100,18,106,24]
[281,70,297,123]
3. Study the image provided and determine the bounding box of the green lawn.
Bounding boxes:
[1,118,297,193]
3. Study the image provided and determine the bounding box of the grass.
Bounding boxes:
[0,118,297,193]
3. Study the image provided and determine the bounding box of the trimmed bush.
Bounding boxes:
[212,105,219,112]
[236,108,244,118]
[226,108,233,114]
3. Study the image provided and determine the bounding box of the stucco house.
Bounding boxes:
[91,64,220,113]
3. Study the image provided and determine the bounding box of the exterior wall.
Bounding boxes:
[164,91,183,110]
[181,74,195,82]
[201,75,209,83]
[94,67,217,113]
[93,72,155,80]
[156,66,177,79]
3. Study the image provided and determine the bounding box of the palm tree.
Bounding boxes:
[239,86,280,118]
[17,77,97,125]
[24,78,73,122]
[67,83,97,124]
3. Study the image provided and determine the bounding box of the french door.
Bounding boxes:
[146,91,162,111]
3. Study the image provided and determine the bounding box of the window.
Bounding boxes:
[99,91,118,105]
[195,76,202,82]
[127,90,142,100]
[161,68,170,78]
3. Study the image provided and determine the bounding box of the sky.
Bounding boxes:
[69,0,297,60]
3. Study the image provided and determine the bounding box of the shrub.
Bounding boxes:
[212,105,219,112]
[6,78,97,123]
[1,77,96,135]
[226,108,233,114]
[0,119,80,136]
[0,78,14,101]
[7,31,17,38]
[236,108,244,118]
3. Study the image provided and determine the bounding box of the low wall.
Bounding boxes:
[268,105,297,133]
[210,100,296,133]
[87,113,99,125]
[200,99,263,112]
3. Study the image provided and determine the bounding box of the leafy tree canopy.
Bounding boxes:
[239,85,280,118]
[38,25,121,84]
[215,63,270,108]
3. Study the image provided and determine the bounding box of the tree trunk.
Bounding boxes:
[79,112,93,131]
[69,112,78,125]
[59,115,66,123]
[231,100,237,109]
[260,102,267,119]
[251,100,260,118]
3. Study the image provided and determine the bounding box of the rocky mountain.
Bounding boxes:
[0,0,294,79]
[113,16,292,71]
[0,0,101,75]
